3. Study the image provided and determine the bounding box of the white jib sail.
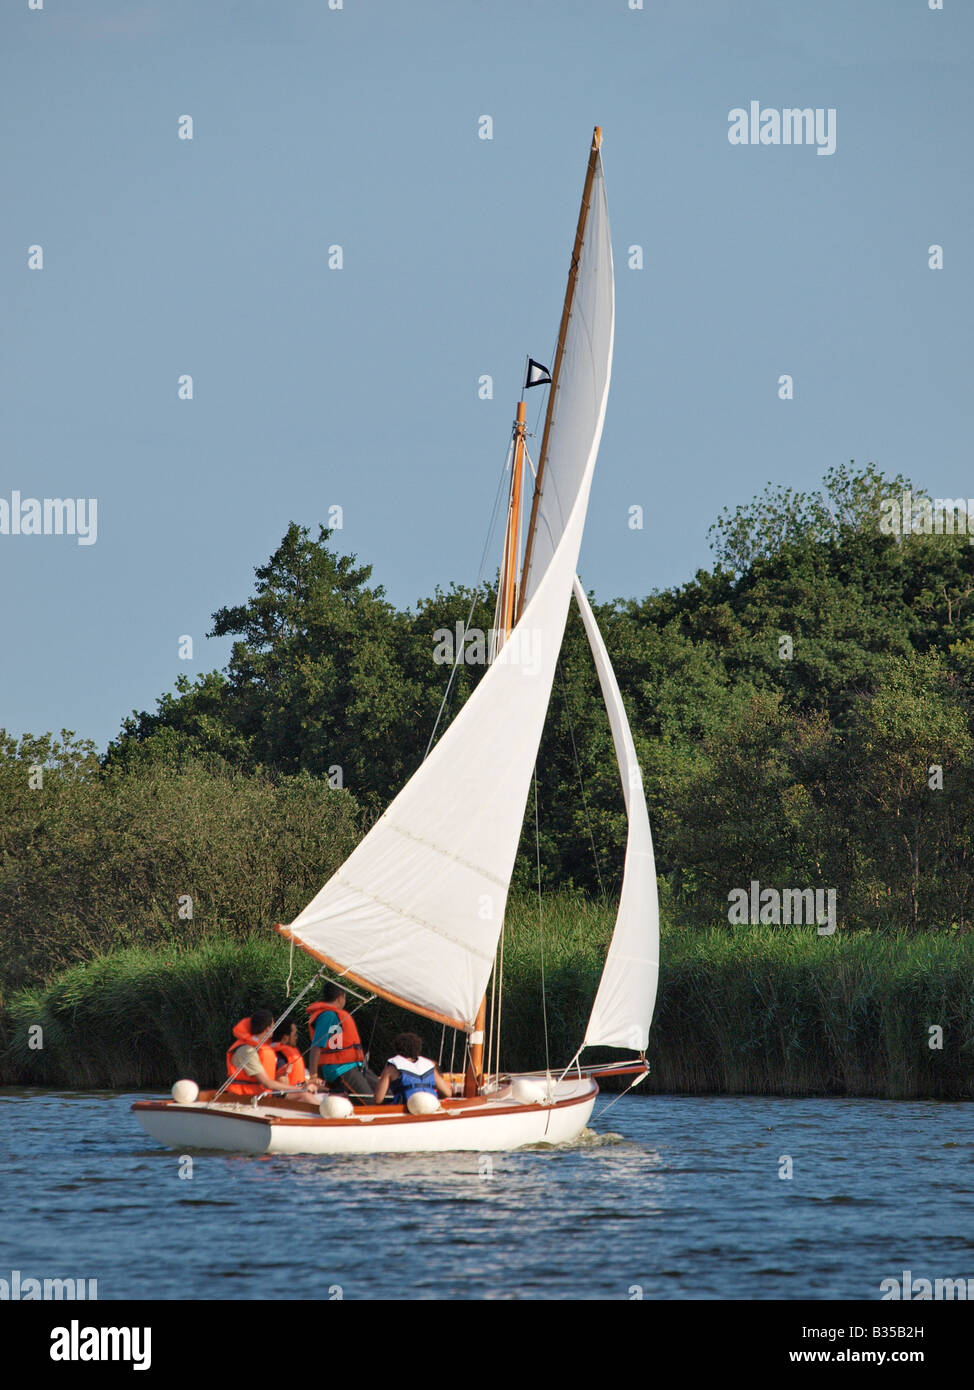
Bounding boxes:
[283,153,615,1031]
[574,577,659,1052]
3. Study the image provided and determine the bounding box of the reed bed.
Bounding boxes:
[2,897,972,1097]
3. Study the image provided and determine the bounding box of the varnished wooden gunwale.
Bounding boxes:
[131,1080,598,1129]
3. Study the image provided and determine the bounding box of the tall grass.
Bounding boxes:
[3,895,973,1097]
[1,937,318,1088]
[650,926,974,1097]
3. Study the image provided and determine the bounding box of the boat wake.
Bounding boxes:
[524,1126,626,1151]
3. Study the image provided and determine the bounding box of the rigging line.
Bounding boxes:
[285,931,295,997]
[494,918,506,1085]
[209,964,328,1106]
[530,340,555,441]
[308,971,373,1003]
[438,1022,446,1068]
[365,998,381,1068]
[531,386,546,441]
[423,578,484,761]
[486,940,497,1084]
[423,431,514,761]
[556,1047,583,1086]
[533,768,551,1079]
[593,1069,650,1123]
[557,648,607,902]
[523,337,556,506]
[486,938,499,1086]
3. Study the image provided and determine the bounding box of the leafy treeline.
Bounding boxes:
[114,461,974,931]
[0,734,360,992]
[3,462,974,995]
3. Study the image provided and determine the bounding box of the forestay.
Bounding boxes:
[574,578,659,1052]
[281,148,616,1031]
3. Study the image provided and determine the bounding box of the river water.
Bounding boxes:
[1,1090,970,1301]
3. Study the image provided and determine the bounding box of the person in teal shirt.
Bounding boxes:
[307,983,378,1100]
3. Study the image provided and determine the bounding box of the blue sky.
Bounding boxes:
[2,0,971,752]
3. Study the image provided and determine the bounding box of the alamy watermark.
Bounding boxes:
[881,1270,974,1300]
[433,623,542,677]
[0,492,97,545]
[50,1320,150,1371]
[879,492,974,543]
[728,101,836,156]
[728,880,837,935]
[1,1269,97,1299]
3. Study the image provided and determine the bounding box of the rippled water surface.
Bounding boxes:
[1,1090,970,1300]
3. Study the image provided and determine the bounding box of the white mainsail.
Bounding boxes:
[574,577,659,1052]
[281,142,615,1031]
[520,156,615,608]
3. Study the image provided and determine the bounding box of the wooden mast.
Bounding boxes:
[496,400,527,637]
[516,126,602,622]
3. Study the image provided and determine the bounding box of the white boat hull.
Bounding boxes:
[134,1077,598,1155]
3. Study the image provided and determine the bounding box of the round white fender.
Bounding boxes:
[320,1095,354,1119]
[406,1092,442,1115]
[171,1079,199,1104]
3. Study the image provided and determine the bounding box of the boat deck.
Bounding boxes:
[135,1075,594,1127]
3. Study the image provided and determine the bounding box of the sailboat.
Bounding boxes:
[133,128,659,1156]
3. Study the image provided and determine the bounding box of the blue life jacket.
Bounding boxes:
[389,1054,438,1106]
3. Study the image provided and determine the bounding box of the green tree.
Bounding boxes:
[110,524,497,809]
[842,652,972,932]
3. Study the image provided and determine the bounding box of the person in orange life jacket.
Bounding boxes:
[307,984,379,1100]
[373,1032,454,1106]
[270,1019,319,1091]
[226,1009,319,1101]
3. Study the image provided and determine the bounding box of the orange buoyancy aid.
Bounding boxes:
[306,1002,366,1068]
[271,1042,307,1086]
[225,1017,278,1095]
